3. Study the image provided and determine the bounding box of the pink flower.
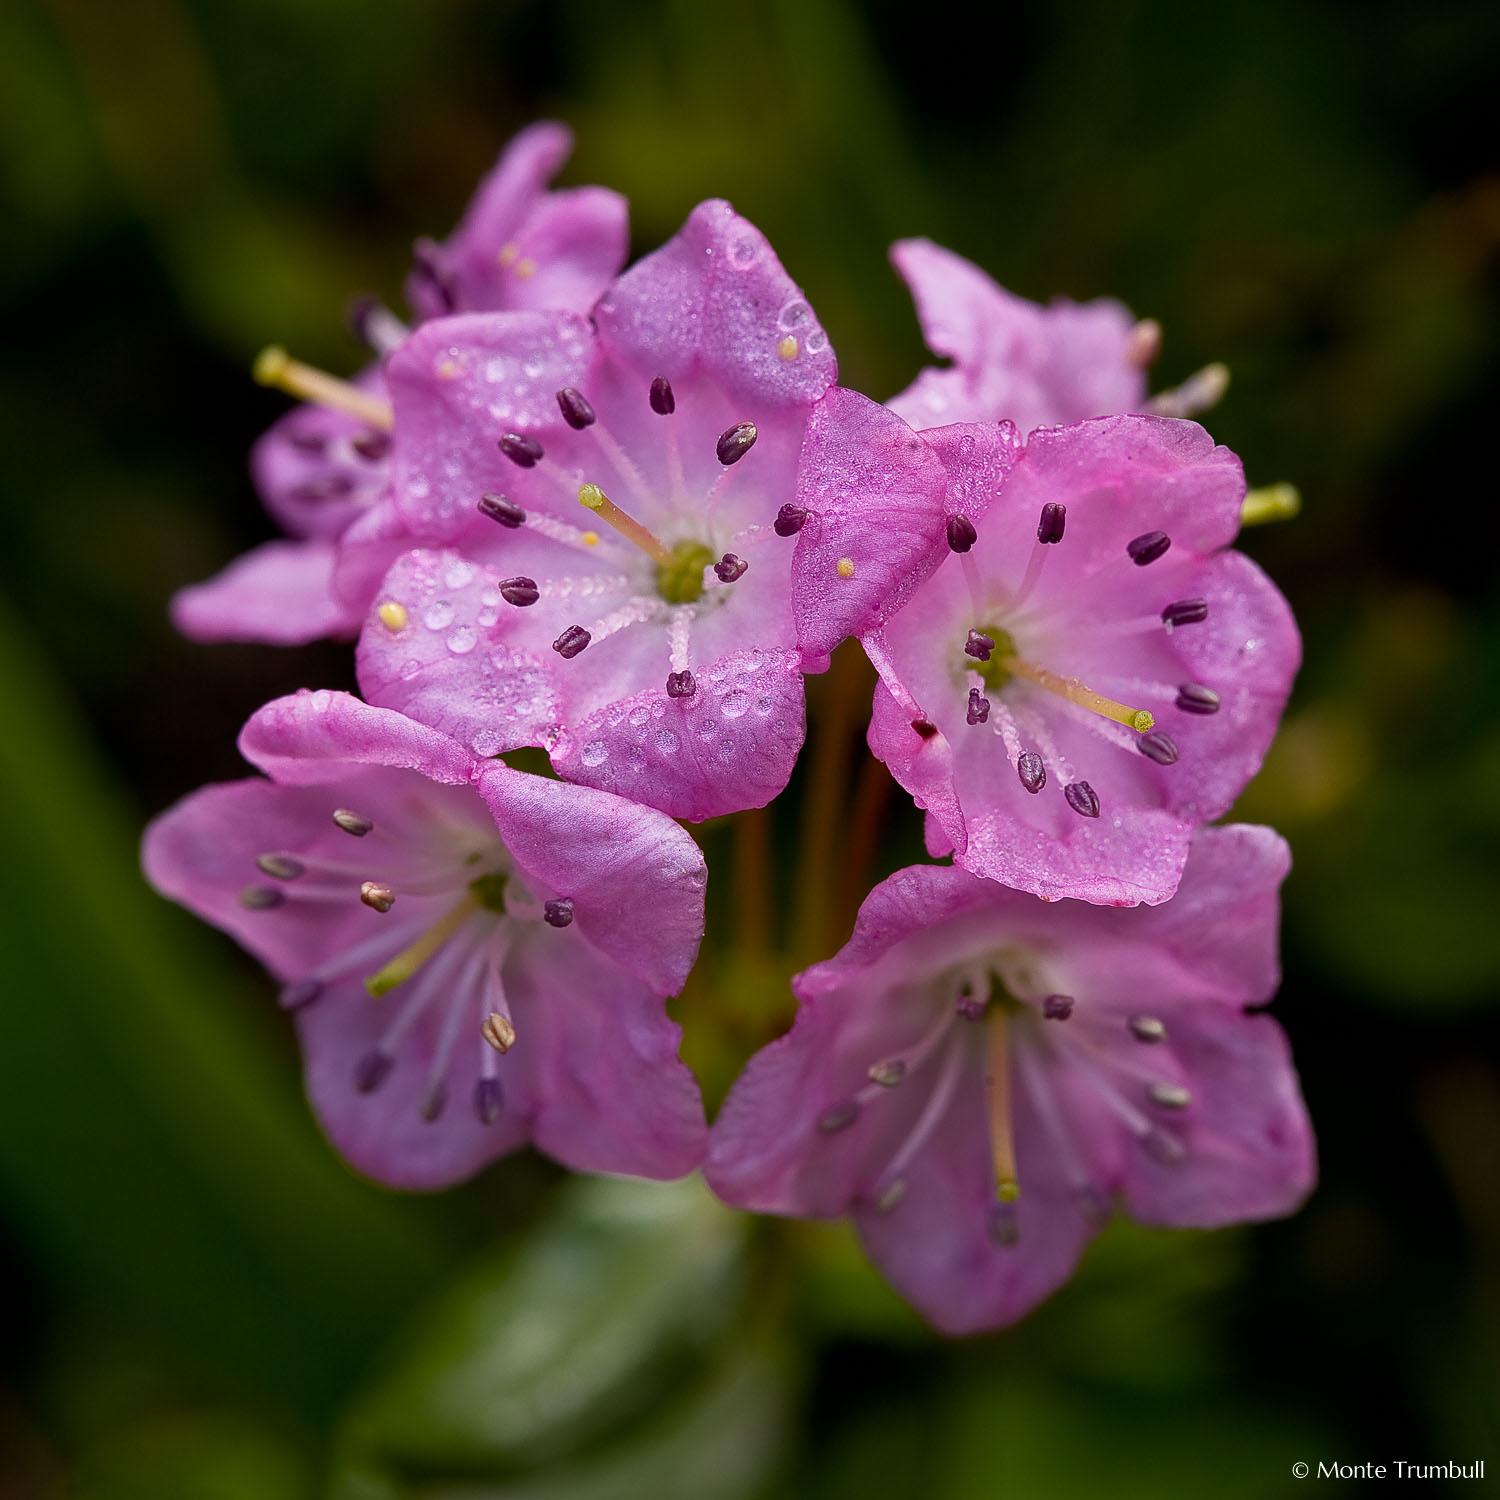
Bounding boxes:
[799,405,1298,906]
[352,199,839,820]
[172,122,628,647]
[886,238,1220,434]
[706,825,1314,1336]
[141,690,707,1190]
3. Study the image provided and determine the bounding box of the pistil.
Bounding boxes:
[578,482,675,566]
[985,1007,1021,1202]
[253,346,394,431]
[998,656,1155,733]
[364,892,479,997]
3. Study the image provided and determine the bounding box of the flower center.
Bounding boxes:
[655,540,717,605]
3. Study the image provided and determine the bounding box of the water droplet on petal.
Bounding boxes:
[581,741,608,767]
[444,559,475,589]
[423,600,455,631]
[721,690,750,719]
[446,625,477,654]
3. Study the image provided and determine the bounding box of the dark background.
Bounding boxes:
[2,0,1498,1495]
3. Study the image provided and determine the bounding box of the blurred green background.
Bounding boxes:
[3,0,1499,1494]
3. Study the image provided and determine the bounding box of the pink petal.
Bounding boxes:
[170,539,364,645]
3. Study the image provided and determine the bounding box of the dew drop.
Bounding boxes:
[779,299,809,329]
[728,234,760,269]
[581,741,608,767]
[399,657,422,681]
[805,328,828,353]
[471,729,503,756]
[628,704,650,728]
[721,689,750,718]
[446,624,477,654]
[444,559,475,589]
[654,728,679,754]
[423,600,455,631]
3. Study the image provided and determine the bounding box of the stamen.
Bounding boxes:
[555,387,596,429]
[360,881,396,912]
[946,515,978,553]
[666,670,697,699]
[543,897,575,928]
[498,432,544,468]
[1128,1016,1167,1043]
[868,1060,906,1087]
[987,1202,1020,1247]
[1241,482,1301,527]
[774,504,808,537]
[1037,502,1067,544]
[966,687,990,725]
[346,294,408,355]
[912,718,938,739]
[351,430,390,461]
[256,853,304,880]
[364,893,479,996]
[1063,782,1101,819]
[1126,530,1171,566]
[1042,994,1073,1020]
[253,346,393,431]
[354,1050,393,1094]
[499,577,540,607]
[964,629,994,661]
[578,482,675,565]
[1126,317,1162,367]
[1161,598,1208,630]
[552,625,591,659]
[869,1035,965,1209]
[482,1011,516,1053]
[715,422,757,466]
[1143,1127,1187,1165]
[1137,730,1179,765]
[1148,1082,1191,1110]
[985,1010,1021,1202]
[1175,682,1221,715]
[280,979,323,1011]
[649,375,675,415]
[1017,750,1047,794]
[290,474,354,502]
[818,1098,860,1133]
[475,1076,504,1124]
[1144,361,1229,419]
[239,886,283,910]
[999,656,1155,732]
[478,493,526,528]
[713,553,748,583]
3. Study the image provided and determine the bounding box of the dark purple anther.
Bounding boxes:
[287,429,326,456]
[987,1202,1020,1248]
[1064,781,1101,818]
[552,626,590,659]
[498,431,544,468]
[350,429,391,462]
[354,1049,393,1095]
[409,238,457,313]
[1143,1127,1187,1166]
[474,1076,504,1124]
[1175,682,1221,715]
[555,386,596,429]
[289,473,356,503]
[964,629,994,661]
[946,514,978,553]
[543,897,575,928]
[716,421,758,465]
[956,990,987,1021]
[1042,993,1075,1020]
[666,670,697,699]
[1017,751,1047,794]
[280,979,323,1011]
[911,718,939,740]
[1127,530,1171,565]
[817,1098,860,1134]
[774,503,809,537]
[419,1082,447,1123]
[713,553,748,583]
[1161,598,1208,629]
[239,886,284,911]
[478,493,526,528]
[256,853,304,881]
[1137,730,1179,765]
[649,375,676,415]
[967,688,991,725]
[1072,1185,1111,1226]
[499,576,540,607]
[1037,502,1067,544]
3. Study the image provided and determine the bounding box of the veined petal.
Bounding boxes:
[170,539,363,646]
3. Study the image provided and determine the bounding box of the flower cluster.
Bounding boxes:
[145,122,1312,1335]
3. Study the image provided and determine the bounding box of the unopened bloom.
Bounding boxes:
[706,825,1313,1336]
[799,400,1298,905]
[353,199,839,820]
[173,122,628,646]
[141,690,707,1189]
[886,238,1223,434]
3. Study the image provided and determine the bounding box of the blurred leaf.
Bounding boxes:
[338,1176,753,1481]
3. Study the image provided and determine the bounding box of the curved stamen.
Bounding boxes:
[868,1034,966,1211]
[999,656,1154,733]
[855,1004,958,1104]
[365,892,480,996]
[579,483,675,565]
[985,1009,1020,1201]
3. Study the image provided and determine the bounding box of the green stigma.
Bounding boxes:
[469,870,510,913]
[968,625,1018,692]
[655,541,716,605]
